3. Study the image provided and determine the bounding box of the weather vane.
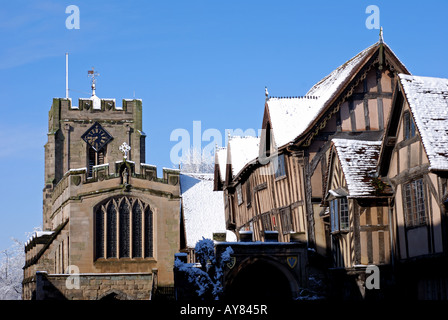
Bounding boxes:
[88,67,100,96]
[119,142,131,160]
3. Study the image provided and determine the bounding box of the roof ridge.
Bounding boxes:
[268,95,319,100]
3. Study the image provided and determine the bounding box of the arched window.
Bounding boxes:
[95,196,153,260]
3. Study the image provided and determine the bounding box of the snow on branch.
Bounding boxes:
[174,237,233,300]
[179,148,215,174]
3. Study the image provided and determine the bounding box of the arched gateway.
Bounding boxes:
[215,242,308,300]
[225,257,296,300]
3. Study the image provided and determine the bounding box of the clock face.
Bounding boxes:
[81,122,113,152]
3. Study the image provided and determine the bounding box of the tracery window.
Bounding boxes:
[95,196,153,260]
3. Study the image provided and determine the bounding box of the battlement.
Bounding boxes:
[50,162,180,209]
[58,97,142,112]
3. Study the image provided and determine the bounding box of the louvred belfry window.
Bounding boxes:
[95,197,153,260]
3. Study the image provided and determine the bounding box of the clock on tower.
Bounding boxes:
[81,122,113,152]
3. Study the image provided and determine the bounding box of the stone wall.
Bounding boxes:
[35,271,154,300]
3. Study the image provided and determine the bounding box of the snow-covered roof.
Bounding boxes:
[267,42,379,148]
[332,139,382,198]
[25,231,54,246]
[306,43,377,103]
[180,173,237,248]
[215,147,227,183]
[227,136,260,177]
[399,74,448,171]
[266,96,319,148]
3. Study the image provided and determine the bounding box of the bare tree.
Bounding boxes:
[179,147,214,174]
[0,238,25,300]
[0,227,41,300]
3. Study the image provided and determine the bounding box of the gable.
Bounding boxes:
[331,139,382,198]
[299,43,409,147]
[324,145,348,202]
[226,136,260,183]
[399,74,448,171]
[380,74,448,176]
[262,41,409,151]
[213,147,227,191]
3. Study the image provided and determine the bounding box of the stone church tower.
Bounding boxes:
[23,83,180,300]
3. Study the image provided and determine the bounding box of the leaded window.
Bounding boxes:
[404,111,416,140]
[95,196,153,260]
[236,184,243,206]
[403,179,426,227]
[119,198,130,258]
[261,213,272,231]
[275,154,286,178]
[280,207,293,234]
[330,197,349,233]
[106,200,117,258]
[132,201,142,258]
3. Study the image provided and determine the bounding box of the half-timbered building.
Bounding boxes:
[217,38,407,241]
[322,138,393,298]
[378,74,448,299]
[214,37,411,299]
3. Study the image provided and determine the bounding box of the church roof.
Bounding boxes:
[332,139,382,198]
[180,173,236,248]
[399,74,448,171]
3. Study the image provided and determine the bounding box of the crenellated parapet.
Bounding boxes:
[59,97,142,112]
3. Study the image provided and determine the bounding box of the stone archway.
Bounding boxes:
[224,257,296,301]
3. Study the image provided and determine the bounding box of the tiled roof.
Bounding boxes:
[399,74,448,171]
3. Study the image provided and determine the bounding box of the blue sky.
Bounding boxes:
[0,0,447,252]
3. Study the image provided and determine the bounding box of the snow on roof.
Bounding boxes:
[306,43,377,102]
[215,147,227,183]
[267,96,320,148]
[228,136,260,177]
[399,74,448,171]
[332,139,382,198]
[25,231,54,246]
[180,173,236,248]
[267,42,378,148]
